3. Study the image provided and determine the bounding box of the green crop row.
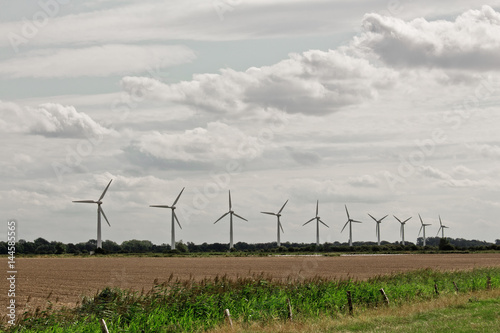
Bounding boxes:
[5,267,500,332]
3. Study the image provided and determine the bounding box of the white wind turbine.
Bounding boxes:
[368,214,388,246]
[72,179,113,249]
[341,205,362,247]
[214,190,247,249]
[303,200,329,247]
[436,215,449,238]
[150,187,185,250]
[261,200,288,247]
[393,215,412,245]
[418,214,432,246]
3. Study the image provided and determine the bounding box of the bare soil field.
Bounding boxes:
[2,253,500,314]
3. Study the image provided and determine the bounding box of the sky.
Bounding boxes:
[1,0,500,246]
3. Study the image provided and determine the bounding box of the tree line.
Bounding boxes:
[1,237,499,255]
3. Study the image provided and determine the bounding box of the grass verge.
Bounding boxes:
[3,267,499,332]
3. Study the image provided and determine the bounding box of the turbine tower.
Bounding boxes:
[393,215,412,245]
[72,179,113,249]
[436,215,449,238]
[150,187,185,250]
[341,205,362,247]
[418,214,432,246]
[303,200,329,247]
[261,199,288,247]
[368,214,388,246]
[214,190,247,249]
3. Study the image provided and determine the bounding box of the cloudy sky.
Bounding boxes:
[2,0,500,246]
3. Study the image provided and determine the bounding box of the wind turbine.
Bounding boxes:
[261,200,288,247]
[303,200,329,247]
[150,187,185,250]
[214,190,247,249]
[72,179,112,249]
[436,215,449,238]
[393,215,412,245]
[418,214,432,246]
[341,205,362,247]
[368,214,388,245]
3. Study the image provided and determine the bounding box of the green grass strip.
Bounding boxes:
[3,267,499,332]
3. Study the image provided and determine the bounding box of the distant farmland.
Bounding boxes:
[4,253,500,313]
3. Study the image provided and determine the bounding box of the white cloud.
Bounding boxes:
[121,49,398,116]
[0,100,112,138]
[0,44,195,78]
[466,143,500,158]
[0,0,375,49]
[419,165,493,188]
[352,5,500,70]
[130,121,265,162]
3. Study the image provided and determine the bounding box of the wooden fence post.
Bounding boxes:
[434,284,439,296]
[99,319,109,333]
[379,288,389,305]
[287,298,293,321]
[347,291,353,316]
[224,309,233,328]
[487,276,491,290]
[453,281,459,293]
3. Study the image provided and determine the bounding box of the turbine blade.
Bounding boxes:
[214,211,229,224]
[278,200,288,214]
[316,200,319,217]
[418,225,423,236]
[439,215,443,227]
[319,220,329,228]
[436,227,441,237]
[303,219,314,226]
[173,212,182,229]
[172,187,185,206]
[98,179,113,201]
[73,200,96,203]
[403,217,412,223]
[99,206,111,227]
[228,190,232,210]
[279,221,284,233]
[393,215,402,223]
[352,220,362,223]
[368,213,377,222]
[341,221,349,232]
[261,212,276,216]
[233,212,248,221]
[304,217,315,225]
[149,205,171,208]
[418,214,424,225]
[380,215,388,221]
[344,205,350,219]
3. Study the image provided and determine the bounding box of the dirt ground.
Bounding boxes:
[2,253,500,315]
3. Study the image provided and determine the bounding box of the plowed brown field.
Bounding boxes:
[3,253,500,314]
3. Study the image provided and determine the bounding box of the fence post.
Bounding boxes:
[347,291,353,316]
[99,319,109,333]
[453,281,459,293]
[224,309,233,328]
[487,276,491,290]
[287,298,293,321]
[379,288,389,305]
[434,284,439,296]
